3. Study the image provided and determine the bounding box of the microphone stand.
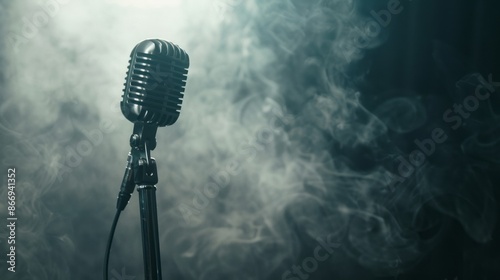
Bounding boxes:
[119,122,163,280]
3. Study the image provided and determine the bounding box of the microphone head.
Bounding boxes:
[121,39,189,127]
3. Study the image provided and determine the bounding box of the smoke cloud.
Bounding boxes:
[0,0,498,279]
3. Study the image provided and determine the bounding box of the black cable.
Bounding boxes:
[104,152,134,279]
[103,209,122,280]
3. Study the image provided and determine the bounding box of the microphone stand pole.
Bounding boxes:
[120,123,163,280]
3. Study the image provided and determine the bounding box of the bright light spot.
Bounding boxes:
[107,0,182,8]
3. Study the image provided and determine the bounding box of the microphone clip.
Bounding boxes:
[130,123,159,185]
[116,123,159,210]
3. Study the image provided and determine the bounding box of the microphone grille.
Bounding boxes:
[121,39,190,127]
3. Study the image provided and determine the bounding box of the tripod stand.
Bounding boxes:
[117,122,163,280]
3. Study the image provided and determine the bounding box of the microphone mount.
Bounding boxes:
[130,123,158,186]
[116,123,159,210]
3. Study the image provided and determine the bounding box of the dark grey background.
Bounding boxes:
[0,0,499,279]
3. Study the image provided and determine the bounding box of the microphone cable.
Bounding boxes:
[103,209,122,280]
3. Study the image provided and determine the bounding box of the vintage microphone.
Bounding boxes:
[104,39,189,280]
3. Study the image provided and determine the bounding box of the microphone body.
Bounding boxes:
[117,39,190,209]
[121,39,190,127]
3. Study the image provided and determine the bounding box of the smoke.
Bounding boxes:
[0,0,498,279]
